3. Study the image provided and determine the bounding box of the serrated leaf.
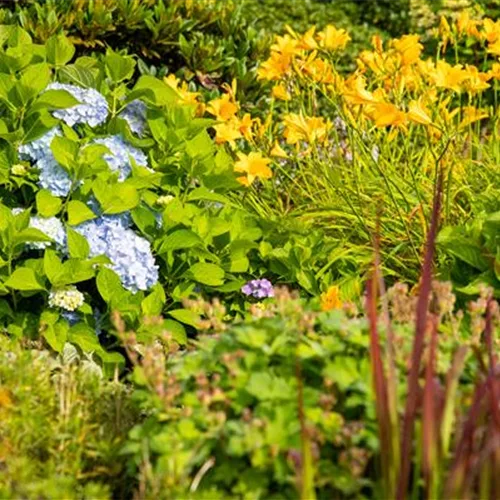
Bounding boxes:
[5,267,45,291]
[189,262,225,286]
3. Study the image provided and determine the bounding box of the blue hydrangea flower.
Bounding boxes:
[75,215,159,292]
[241,279,274,299]
[12,209,67,251]
[47,83,109,127]
[119,99,147,136]
[92,135,148,181]
[18,127,61,162]
[61,310,81,326]
[38,156,73,197]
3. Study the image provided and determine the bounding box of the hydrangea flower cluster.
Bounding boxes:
[49,286,85,311]
[12,208,66,251]
[119,99,147,136]
[18,127,74,197]
[93,135,148,181]
[47,83,109,127]
[75,215,159,292]
[241,279,275,298]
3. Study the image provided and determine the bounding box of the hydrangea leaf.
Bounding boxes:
[105,50,136,83]
[189,262,225,286]
[5,267,45,291]
[168,308,200,328]
[43,249,65,286]
[141,283,166,317]
[46,34,75,67]
[66,227,90,260]
[67,200,96,226]
[97,267,123,303]
[36,189,62,217]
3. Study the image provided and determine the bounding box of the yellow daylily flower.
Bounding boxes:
[272,83,291,101]
[318,25,351,51]
[234,152,272,186]
[207,94,239,121]
[408,100,432,125]
[320,286,342,311]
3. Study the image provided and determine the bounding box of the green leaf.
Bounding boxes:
[42,319,68,353]
[46,34,75,66]
[14,227,53,247]
[67,200,96,226]
[105,50,136,83]
[59,64,96,88]
[36,189,62,217]
[159,229,202,253]
[50,135,78,170]
[68,323,100,352]
[168,308,200,328]
[133,75,178,106]
[5,267,45,291]
[95,182,140,214]
[189,262,225,286]
[96,267,122,303]
[18,63,51,103]
[43,249,65,286]
[67,227,90,259]
[29,89,79,114]
[141,283,166,316]
[22,110,59,143]
[163,319,187,345]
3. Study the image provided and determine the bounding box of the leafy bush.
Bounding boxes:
[0,337,137,498]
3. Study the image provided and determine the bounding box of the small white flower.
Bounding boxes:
[49,286,85,312]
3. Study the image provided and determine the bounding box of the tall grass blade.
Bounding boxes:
[397,171,443,500]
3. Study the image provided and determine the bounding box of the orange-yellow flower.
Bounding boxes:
[164,74,202,109]
[298,26,318,50]
[343,76,382,105]
[392,35,423,66]
[428,61,468,92]
[487,39,500,57]
[282,113,331,145]
[459,106,488,129]
[408,100,432,126]
[463,65,490,94]
[320,286,342,311]
[488,63,500,80]
[207,93,239,121]
[272,83,291,101]
[214,120,242,146]
[318,25,351,51]
[238,113,254,141]
[366,102,407,128]
[481,18,500,43]
[257,51,293,81]
[270,141,288,158]
[234,152,272,186]
[271,34,299,57]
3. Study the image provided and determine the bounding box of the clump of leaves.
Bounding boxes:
[0,336,139,498]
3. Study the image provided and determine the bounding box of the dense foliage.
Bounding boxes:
[0,0,500,498]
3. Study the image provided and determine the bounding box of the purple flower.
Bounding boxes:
[241,279,274,299]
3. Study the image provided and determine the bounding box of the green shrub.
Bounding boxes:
[0,336,138,498]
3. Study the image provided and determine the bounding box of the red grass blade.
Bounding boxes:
[397,171,443,500]
[366,272,394,498]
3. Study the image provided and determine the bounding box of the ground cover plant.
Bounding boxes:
[0,0,500,498]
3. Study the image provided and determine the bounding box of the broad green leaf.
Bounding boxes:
[43,249,64,286]
[36,189,62,217]
[189,262,225,286]
[105,50,136,83]
[168,308,200,328]
[159,229,202,253]
[50,135,78,170]
[5,267,45,291]
[96,267,122,303]
[163,319,187,345]
[67,200,96,226]
[67,227,90,259]
[141,283,166,316]
[46,34,75,66]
